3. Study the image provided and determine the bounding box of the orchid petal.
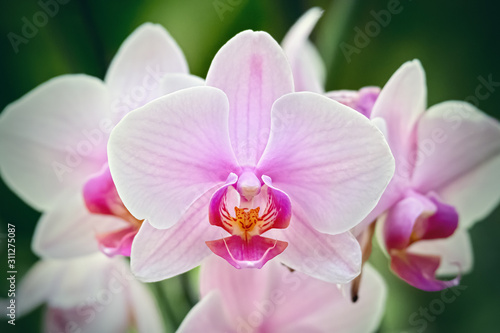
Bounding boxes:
[32,193,126,259]
[19,254,152,332]
[412,101,500,228]
[17,260,61,317]
[44,298,128,333]
[282,7,325,93]
[258,92,395,234]
[382,193,434,250]
[197,256,386,333]
[128,278,165,333]
[370,60,427,182]
[43,256,135,332]
[413,196,458,241]
[199,255,278,318]
[390,251,460,291]
[96,226,137,257]
[131,188,222,282]
[18,254,120,311]
[0,75,110,211]
[275,211,362,284]
[326,86,381,118]
[108,86,238,229]
[270,264,387,333]
[105,23,188,119]
[409,228,473,276]
[177,291,234,333]
[206,30,294,166]
[49,255,126,308]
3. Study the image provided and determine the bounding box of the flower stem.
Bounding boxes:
[152,281,180,331]
[180,272,197,308]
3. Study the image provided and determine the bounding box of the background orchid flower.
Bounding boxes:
[16,254,164,333]
[283,9,500,291]
[0,23,202,258]
[282,7,381,115]
[108,30,395,283]
[178,256,387,333]
[359,60,500,291]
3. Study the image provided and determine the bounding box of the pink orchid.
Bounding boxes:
[0,23,202,258]
[108,30,395,282]
[283,9,500,291]
[361,60,500,290]
[178,256,387,333]
[282,8,381,117]
[16,254,164,333]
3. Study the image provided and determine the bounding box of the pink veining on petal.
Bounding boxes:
[390,251,460,291]
[83,164,142,257]
[206,235,288,269]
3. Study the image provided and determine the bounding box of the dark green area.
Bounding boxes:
[0,0,499,332]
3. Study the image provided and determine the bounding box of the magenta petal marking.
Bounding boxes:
[96,226,137,257]
[390,252,460,291]
[356,87,381,118]
[83,164,116,215]
[209,173,238,232]
[261,175,292,231]
[327,87,380,118]
[383,195,429,250]
[412,197,459,241]
[206,235,288,269]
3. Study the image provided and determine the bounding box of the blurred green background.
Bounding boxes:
[0,0,499,332]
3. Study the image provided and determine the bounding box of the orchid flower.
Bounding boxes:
[283,9,500,291]
[178,256,387,333]
[361,60,500,291]
[16,254,164,333]
[0,23,202,258]
[108,29,395,283]
[282,7,381,116]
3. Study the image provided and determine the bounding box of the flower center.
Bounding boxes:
[206,172,292,269]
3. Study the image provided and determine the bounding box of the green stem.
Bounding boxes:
[180,272,197,308]
[152,282,180,331]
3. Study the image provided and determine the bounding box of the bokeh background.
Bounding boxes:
[0,0,499,332]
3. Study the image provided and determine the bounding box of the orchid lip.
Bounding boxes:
[384,191,460,290]
[208,172,292,268]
